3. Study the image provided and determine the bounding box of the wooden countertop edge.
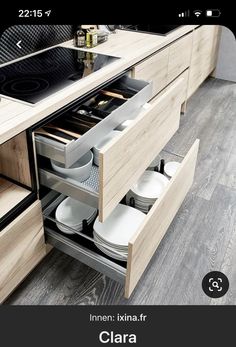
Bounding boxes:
[0,25,198,144]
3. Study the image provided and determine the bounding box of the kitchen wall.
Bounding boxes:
[0,25,75,64]
[215,26,236,82]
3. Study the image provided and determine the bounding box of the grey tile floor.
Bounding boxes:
[6,77,236,305]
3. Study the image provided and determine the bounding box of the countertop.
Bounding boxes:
[0,26,197,144]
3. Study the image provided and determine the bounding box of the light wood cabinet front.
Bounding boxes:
[0,201,46,303]
[125,139,199,297]
[167,33,193,84]
[0,131,32,188]
[187,25,221,98]
[99,76,185,222]
[132,48,169,98]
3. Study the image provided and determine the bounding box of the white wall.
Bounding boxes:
[215,26,236,82]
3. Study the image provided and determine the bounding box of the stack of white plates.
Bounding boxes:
[55,197,97,235]
[93,130,121,166]
[93,204,146,261]
[126,171,169,213]
[164,161,181,178]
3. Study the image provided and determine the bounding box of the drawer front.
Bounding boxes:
[187,25,220,98]
[35,76,152,168]
[151,69,189,106]
[125,139,199,298]
[167,33,192,84]
[0,201,46,303]
[132,48,169,98]
[99,76,184,222]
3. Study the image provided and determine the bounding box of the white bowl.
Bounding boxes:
[51,151,93,182]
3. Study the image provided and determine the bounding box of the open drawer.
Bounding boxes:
[43,139,199,298]
[37,74,186,222]
[34,75,152,168]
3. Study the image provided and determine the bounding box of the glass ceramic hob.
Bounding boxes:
[0,47,119,104]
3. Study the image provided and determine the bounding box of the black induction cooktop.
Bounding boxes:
[122,25,182,35]
[0,47,119,104]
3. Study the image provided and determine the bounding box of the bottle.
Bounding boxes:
[86,26,98,48]
[74,26,85,48]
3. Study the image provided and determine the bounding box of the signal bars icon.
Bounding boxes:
[178,10,190,17]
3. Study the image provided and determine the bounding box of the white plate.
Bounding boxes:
[164,161,181,177]
[94,232,128,251]
[55,197,97,228]
[93,204,146,247]
[94,237,128,261]
[130,171,169,199]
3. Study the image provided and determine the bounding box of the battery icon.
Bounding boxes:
[206,9,221,17]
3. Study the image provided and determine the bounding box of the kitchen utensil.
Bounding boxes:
[45,125,81,139]
[164,161,181,178]
[35,129,71,144]
[71,116,97,127]
[51,150,93,181]
[100,90,128,100]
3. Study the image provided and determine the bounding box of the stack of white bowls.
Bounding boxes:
[93,130,121,166]
[126,171,169,213]
[55,197,97,235]
[93,204,146,261]
[51,151,93,182]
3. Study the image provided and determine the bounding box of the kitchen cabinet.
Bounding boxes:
[32,70,198,298]
[0,132,36,231]
[43,139,199,298]
[34,74,185,223]
[0,201,46,303]
[132,32,193,100]
[1,26,221,301]
[187,25,221,98]
[131,48,169,98]
[167,33,192,84]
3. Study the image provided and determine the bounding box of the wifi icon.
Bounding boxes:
[194,10,202,17]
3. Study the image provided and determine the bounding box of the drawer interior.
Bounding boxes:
[43,139,199,295]
[34,75,151,167]
[37,75,184,222]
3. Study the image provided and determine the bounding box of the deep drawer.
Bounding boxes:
[43,139,199,298]
[38,75,185,222]
[34,75,152,168]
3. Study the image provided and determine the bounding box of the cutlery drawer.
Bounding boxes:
[34,75,152,168]
[43,139,199,298]
[38,76,185,222]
